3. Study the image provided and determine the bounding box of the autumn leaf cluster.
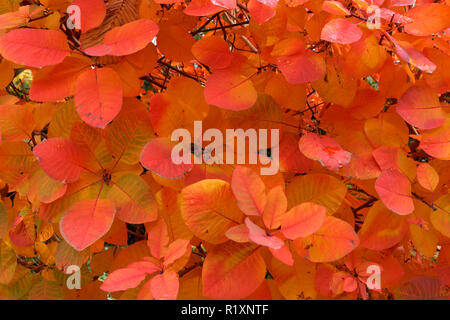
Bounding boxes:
[0,0,449,300]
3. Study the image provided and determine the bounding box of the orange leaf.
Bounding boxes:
[204,70,257,110]
[181,179,243,244]
[416,163,439,192]
[202,242,265,299]
[281,202,326,240]
[231,166,266,216]
[262,186,287,230]
[295,216,359,263]
[74,67,123,129]
[191,35,233,69]
[404,3,450,36]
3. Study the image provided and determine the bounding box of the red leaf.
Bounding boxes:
[273,39,326,84]
[320,18,362,44]
[299,132,352,170]
[140,137,194,179]
[163,239,191,267]
[375,169,414,215]
[74,67,123,129]
[396,85,446,130]
[269,244,294,266]
[84,19,159,57]
[245,218,284,249]
[60,199,116,251]
[184,0,223,16]
[101,258,161,292]
[0,29,69,67]
[33,138,85,183]
[71,0,106,33]
[150,270,179,300]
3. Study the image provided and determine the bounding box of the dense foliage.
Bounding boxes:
[0,0,449,300]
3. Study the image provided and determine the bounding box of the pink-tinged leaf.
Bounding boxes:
[371,146,416,181]
[299,133,352,170]
[210,0,236,9]
[147,218,169,260]
[33,138,85,183]
[101,258,161,292]
[396,85,446,130]
[262,186,287,230]
[269,244,294,266]
[60,199,116,251]
[84,19,159,56]
[256,0,278,8]
[140,137,194,179]
[150,270,179,300]
[343,276,357,292]
[204,70,257,110]
[248,0,276,24]
[404,3,450,36]
[245,218,284,249]
[163,239,191,267]
[0,29,69,68]
[320,18,362,44]
[191,35,233,69]
[387,34,436,73]
[184,0,223,16]
[231,166,266,216]
[71,0,106,33]
[75,67,123,129]
[375,169,414,215]
[281,202,327,240]
[225,224,250,243]
[416,163,439,192]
